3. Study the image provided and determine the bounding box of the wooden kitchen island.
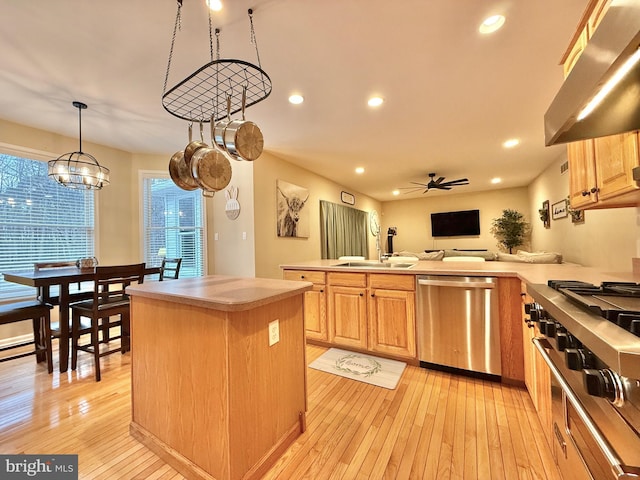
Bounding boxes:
[126,275,312,480]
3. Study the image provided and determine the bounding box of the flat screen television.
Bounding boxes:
[430,209,480,237]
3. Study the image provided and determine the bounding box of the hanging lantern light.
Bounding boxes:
[48,101,110,190]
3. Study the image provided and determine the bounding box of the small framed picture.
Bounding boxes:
[551,199,568,220]
[341,191,355,205]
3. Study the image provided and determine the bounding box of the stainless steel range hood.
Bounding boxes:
[544,0,640,146]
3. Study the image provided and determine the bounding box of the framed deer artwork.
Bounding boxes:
[276,180,310,238]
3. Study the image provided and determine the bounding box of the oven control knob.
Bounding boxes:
[583,369,624,406]
[541,320,556,338]
[555,330,568,351]
[565,348,593,371]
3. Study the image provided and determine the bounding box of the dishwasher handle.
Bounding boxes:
[417,278,496,289]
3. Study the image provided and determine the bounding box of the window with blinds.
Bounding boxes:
[142,174,205,278]
[0,153,95,300]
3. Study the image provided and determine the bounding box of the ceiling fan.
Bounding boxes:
[402,172,470,194]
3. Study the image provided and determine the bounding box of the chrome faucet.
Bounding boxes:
[376,233,387,262]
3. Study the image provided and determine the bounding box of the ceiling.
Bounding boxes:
[0,0,588,201]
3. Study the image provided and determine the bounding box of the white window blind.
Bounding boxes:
[142,175,205,278]
[0,153,95,300]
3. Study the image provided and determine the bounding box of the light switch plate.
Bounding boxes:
[268,319,280,346]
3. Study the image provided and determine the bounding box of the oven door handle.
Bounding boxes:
[532,337,640,479]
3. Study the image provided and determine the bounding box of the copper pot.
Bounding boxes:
[223,86,264,161]
[190,120,232,195]
[184,122,207,165]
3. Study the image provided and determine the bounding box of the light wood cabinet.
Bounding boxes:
[563,0,640,210]
[283,270,327,341]
[521,283,552,444]
[326,271,417,360]
[327,272,368,350]
[368,274,416,358]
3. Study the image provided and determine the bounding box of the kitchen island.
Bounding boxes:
[126,275,312,480]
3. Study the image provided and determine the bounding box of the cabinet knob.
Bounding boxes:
[581,190,589,196]
[590,187,599,194]
[300,275,305,279]
[359,292,364,297]
[371,293,375,297]
[320,289,324,293]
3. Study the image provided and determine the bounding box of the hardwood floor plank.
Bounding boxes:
[0,343,561,480]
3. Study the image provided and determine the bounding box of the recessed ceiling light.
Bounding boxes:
[503,138,520,148]
[479,15,505,34]
[392,190,400,196]
[206,0,223,11]
[355,167,365,174]
[491,177,502,184]
[288,94,304,105]
[367,97,384,107]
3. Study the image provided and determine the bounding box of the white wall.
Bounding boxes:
[528,152,639,271]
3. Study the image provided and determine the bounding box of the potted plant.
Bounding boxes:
[490,209,530,253]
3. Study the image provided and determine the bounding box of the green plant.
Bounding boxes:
[490,209,530,253]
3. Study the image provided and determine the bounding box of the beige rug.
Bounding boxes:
[309,348,406,390]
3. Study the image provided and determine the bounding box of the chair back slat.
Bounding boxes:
[159,258,182,281]
[93,264,145,307]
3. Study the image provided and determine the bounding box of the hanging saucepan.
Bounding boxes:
[213,95,234,152]
[190,118,233,196]
[224,86,264,161]
[184,122,208,165]
[168,126,199,191]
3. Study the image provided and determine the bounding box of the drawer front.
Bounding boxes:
[327,272,367,287]
[369,273,415,291]
[283,270,326,285]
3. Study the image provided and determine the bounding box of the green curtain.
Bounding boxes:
[320,200,369,259]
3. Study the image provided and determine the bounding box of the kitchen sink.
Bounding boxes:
[334,261,416,269]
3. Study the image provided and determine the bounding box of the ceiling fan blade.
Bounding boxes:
[408,181,429,187]
[435,177,445,184]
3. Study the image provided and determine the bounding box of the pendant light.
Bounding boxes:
[48,101,110,190]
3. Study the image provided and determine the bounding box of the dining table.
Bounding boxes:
[2,265,161,373]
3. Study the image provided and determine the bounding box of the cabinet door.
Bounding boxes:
[595,132,640,200]
[368,288,416,358]
[303,285,327,341]
[533,343,552,443]
[521,288,536,401]
[327,285,367,349]
[568,139,598,208]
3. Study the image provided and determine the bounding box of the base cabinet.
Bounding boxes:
[522,283,552,443]
[283,270,327,341]
[325,271,417,360]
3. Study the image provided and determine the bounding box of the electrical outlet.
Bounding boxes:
[268,319,280,346]
[214,232,219,241]
[242,231,247,240]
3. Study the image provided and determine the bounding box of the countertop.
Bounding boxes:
[126,275,313,312]
[279,259,640,285]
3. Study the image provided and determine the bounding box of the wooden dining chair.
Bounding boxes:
[70,263,145,381]
[159,257,182,281]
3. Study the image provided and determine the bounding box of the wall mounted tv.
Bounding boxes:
[430,209,480,237]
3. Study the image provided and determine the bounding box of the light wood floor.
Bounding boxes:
[0,343,561,480]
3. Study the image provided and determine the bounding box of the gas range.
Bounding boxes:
[526,280,640,479]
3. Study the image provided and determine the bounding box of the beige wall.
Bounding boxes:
[253,152,382,279]
[528,152,639,271]
[380,187,531,253]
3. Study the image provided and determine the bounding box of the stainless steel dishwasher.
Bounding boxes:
[416,275,501,377]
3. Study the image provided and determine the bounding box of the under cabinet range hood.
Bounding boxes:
[544,0,640,146]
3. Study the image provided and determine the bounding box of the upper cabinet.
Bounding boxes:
[563,0,640,210]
